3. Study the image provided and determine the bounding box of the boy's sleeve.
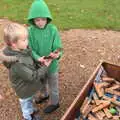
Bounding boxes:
[28,27,40,61]
[52,26,63,59]
[28,40,40,60]
[31,50,40,61]
[0,48,18,62]
[11,62,48,82]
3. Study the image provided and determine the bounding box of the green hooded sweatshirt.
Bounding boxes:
[28,0,62,73]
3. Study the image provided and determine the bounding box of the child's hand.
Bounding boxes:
[38,56,45,64]
[49,51,60,59]
[43,59,52,67]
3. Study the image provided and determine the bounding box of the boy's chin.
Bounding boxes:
[20,47,27,50]
[38,25,45,28]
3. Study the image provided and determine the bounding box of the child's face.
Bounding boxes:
[34,18,47,28]
[13,34,28,50]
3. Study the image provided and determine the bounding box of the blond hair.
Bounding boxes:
[4,23,28,46]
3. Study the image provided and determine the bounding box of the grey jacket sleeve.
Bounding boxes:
[11,62,48,82]
[0,48,18,62]
[0,54,18,62]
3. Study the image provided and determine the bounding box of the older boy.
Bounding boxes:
[28,0,63,113]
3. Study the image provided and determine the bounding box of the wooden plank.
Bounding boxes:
[92,101,110,113]
[82,105,93,118]
[80,97,90,116]
[80,97,89,111]
[107,85,120,90]
[115,81,120,85]
[94,82,104,98]
[103,108,112,119]
[88,113,98,120]
[101,76,115,82]
[99,82,111,88]
[102,62,120,81]
[95,100,107,105]
[103,96,120,107]
[81,89,95,118]
[105,89,120,96]
[95,111,104,120]
[93,92,99,105]
[99,110,106,118]
[112,115,120,120]
[115,106,120,116]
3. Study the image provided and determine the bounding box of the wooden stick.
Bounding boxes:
[82,105,93,118]
[107,85,120,90]
[92,101,110,113]
[93,92,99,105]
[88,113,98,120]
[94,83,104,98]
[95,112,102,120]
[103,96,120,107]
[95,111,105,120]
[95,100,108,105]
[99,110,106,118]
[103,108,112,119]
[112,115,120,120]
[80,97,89,112]
[105,89,120,96]
[80,97,92,119]
[101,76,115,82]
[115,106,120,116]
[115,81,120,85]
[99,82,111,88]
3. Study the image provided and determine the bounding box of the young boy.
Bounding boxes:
[28,0,63,113]
[2,23,52,120]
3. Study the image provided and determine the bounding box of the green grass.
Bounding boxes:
[0,0,120,30]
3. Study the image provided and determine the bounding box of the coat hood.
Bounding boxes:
[3,47,31,57]
[3,47,31,68]
[28,0,52,25]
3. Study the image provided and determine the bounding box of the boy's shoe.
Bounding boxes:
[31,113,42,120]
[33,108,39,113]
[44,103,60,113]
[35,95,49,104]
[24,113,42,120]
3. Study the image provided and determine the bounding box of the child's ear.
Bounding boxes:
[11,42,16,48]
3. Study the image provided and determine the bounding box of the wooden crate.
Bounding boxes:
[61,61,120,120]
